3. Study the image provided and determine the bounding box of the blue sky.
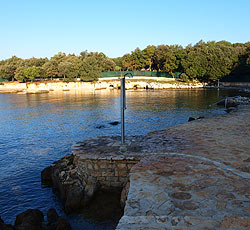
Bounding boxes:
[0,0,250,60]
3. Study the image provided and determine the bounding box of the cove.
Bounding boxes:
[0,89,243,229]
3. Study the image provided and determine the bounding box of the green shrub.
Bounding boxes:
[180,73,189,83]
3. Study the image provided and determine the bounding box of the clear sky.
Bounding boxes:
[0,0,250,60]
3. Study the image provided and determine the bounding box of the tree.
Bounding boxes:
[121,54,132,71]
[79,56,102,81]
[42,60,58,80]
[23,57,47,68]
[181,46,207,79]
[15,66,40,82]
[0,56,22,81]
[58,55,81,80]
[143,45,156,71]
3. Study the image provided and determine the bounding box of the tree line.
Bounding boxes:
[0,40,250,82]
[0,51,115,82]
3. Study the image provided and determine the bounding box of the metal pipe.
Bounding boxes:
[120,73,133,146]
[121,77,125,145]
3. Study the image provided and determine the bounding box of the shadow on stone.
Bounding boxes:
[80,188,124,226]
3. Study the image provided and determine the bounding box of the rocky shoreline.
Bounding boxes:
[0,80,205,94]
[0,208,71,230]
[40,97,250,229]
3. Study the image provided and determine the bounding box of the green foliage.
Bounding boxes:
[180,73,189,82]
[0,56,22,81]
[1,40,250,83]
[79,56,102,81]
[15,66,40,82]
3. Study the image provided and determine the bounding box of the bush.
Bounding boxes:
[180,73,189,82]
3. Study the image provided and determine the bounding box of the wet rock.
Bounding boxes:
[63,181,86,213]
[41,165,54,185]
[109,121,120,126]
[14,209,44,230]
[0,216,14,230]
[41,155,86,214]
[96,125,105,129]
[47,208,59,224]
[188,117,195,122]
[197,116,204,119]
[55,218,71,230]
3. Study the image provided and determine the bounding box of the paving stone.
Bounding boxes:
[71,105,250,230]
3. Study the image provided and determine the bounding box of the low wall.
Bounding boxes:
[75,157,140,189]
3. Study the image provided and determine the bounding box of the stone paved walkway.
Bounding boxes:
[117,105,250,230]
[73,105,250,229]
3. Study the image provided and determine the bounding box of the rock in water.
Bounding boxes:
[55,218,71,230]
[14,209,44,230]
[109,121,120,126]
[47,208,59,224]
[0,216,14,230]
[41,155,88,213]
[96,125,105,129]
[188,117,195,122]
[41,165,54,185]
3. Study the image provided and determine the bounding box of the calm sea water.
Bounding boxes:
[0,89,241,229]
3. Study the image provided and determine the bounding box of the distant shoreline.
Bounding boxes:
[0,80,207,94]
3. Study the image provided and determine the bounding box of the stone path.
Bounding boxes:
[73,105,250,229]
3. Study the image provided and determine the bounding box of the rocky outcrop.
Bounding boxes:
[41,155,87,213]
[45,208,71,230]
[41,136,141,214]
[14,209,44,230]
